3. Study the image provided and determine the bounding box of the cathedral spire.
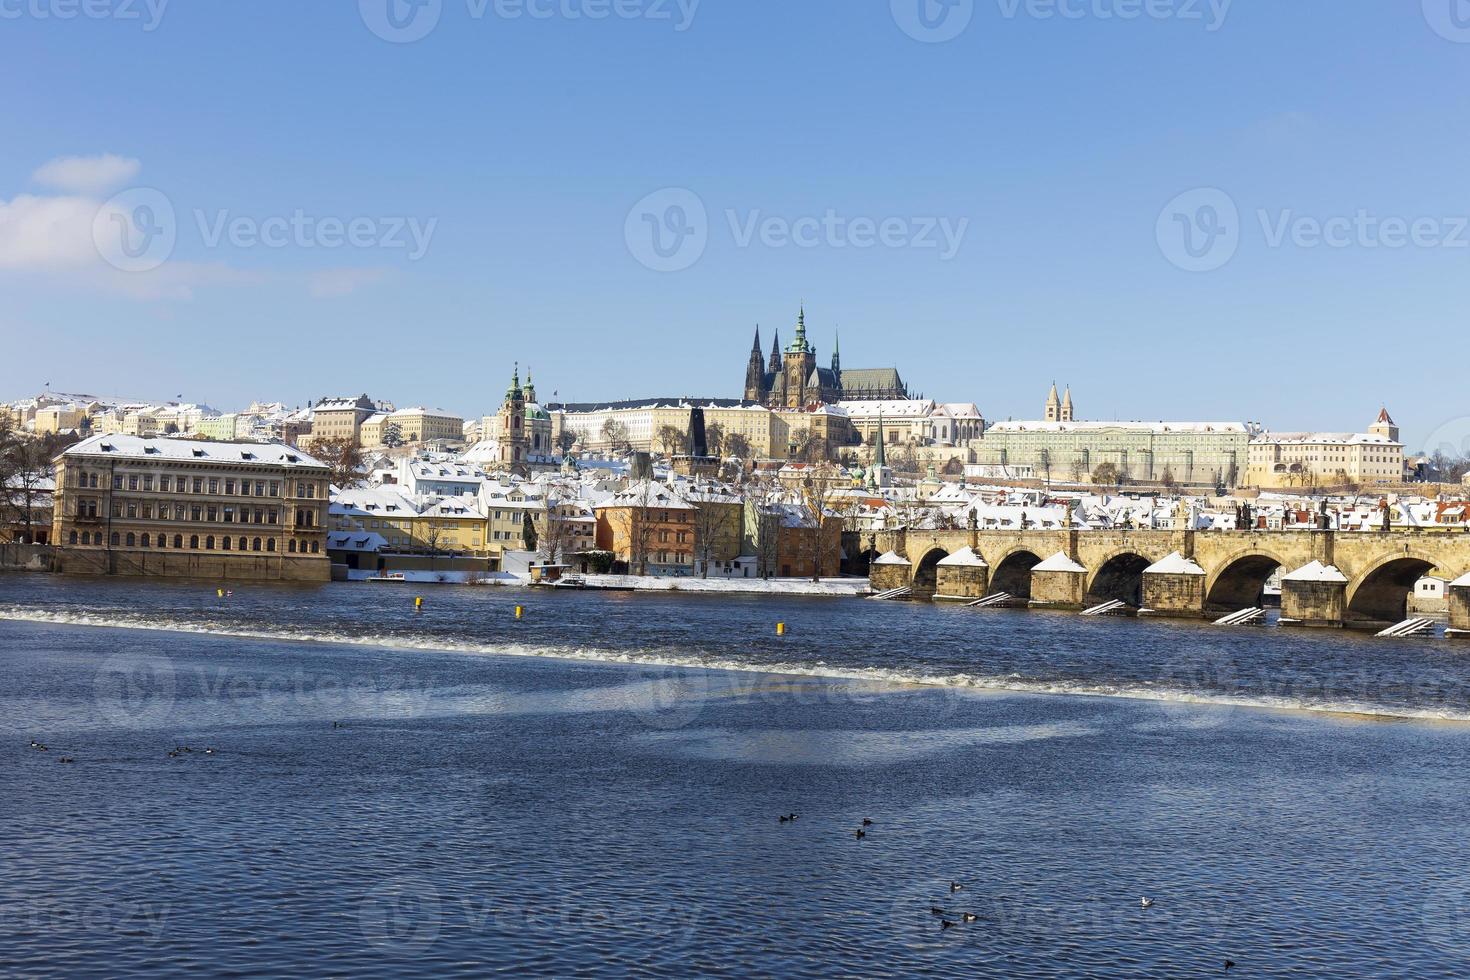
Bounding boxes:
[831,328,841,378]
[788,304,811,353]
[768,330,782,374]
[751,324,762,353]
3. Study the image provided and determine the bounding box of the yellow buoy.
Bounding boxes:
[515,605,524,620]
[217,588,224,598]
[415,596,423,609]
[776,622,786,636]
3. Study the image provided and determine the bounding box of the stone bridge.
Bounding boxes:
[864,527,1470,632]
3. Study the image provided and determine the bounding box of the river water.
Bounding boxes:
[3,574,1470,977]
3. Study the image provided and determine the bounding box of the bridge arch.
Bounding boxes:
[1204,549,1288,614]
[1086,552,1152,607]
[991,549,1042,599]
[911,547,950,598]
[1346,552,1439,626]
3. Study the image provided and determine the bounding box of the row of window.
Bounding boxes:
[85,500,283,524]
[68,530,321,553]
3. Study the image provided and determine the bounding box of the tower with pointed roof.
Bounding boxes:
[831,329,841,381]
[1369,406,1399,444]
[497,364,529,474]
[1045,383,1061,423]
[744,326,766,402]
[1060,386,1074,422]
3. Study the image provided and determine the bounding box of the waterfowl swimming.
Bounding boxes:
[940,919,956,931]
[779,814,791,823]
[949,882,963,893]
[963,912,979,923]
[862,819,874,827]
[1224,960,1235,972]
[205,748,216,755]
[854,829,866,840]
[929,906,947,917]
[1140,897,1154,909]
[59,757,75,764]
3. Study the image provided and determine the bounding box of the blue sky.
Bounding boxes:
[2,1,1468,453]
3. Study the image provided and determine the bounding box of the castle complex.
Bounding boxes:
[743,307,909,408]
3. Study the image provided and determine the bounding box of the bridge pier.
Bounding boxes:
[1029,552,1087,610]
[1140,552,1207,618]
[870,552,911,594]
[1279,561,1348,628]
[1448,574,1470,639]
[935,548,989,601]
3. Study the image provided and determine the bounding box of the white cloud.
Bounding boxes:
[308,267,390,298]
[32,154,141,195]
[0,193,102,270]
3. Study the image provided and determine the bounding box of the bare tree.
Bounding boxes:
[601,418,631,455]
[801,466,843,582]
[556,429,577,455]
[704,422,725,459]
[539,499,575,565]
[656,424,687,457]
[0,427,53,545]
[688,487,741,578]
[725,432,751,462]
[743,475,781,579]
[607,481,659,575]
[423,523,444,572]
[1092,462,1121,488]
[313,438,363,489]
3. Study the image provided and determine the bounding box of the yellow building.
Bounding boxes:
[52,434,331,580]
[304,395,378,448]
[34,405,86,435]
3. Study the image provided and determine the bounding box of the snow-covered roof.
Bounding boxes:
[838,399,935,420]
[1252,431,1400,447]
[937,546,988,568]
[1281,560,1348,583]
[1451,571,1470,587]
[873,551,910,566]
[1144,551,1205,576]
[60,433,328,469]
[1033,552,1086,573]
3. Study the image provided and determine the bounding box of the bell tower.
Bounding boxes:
[498,364,529,474]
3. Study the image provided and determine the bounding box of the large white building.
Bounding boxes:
[1246,409,1404,489]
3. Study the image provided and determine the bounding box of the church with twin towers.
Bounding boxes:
[742,306,911,409]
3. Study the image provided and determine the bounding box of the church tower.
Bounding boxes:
[782,305,818,409]
[744,326,766,403]
[767,330,782,376]
[1045,383,1061,422]
[523,367,537,405]
[1061,386,1074,422]
[831,329,842,388]
[498,364,529,474]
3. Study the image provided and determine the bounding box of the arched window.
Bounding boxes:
[110,532,120,546]
[125,533,135,546]
[266,539,275,553]
[190,535,199,549]
[174,534,183,549]
[222,537,230,550]
[157,534,165,549]
[252,537,262,552]
[141,534,150,548]
[239,537,247,551]
[310,540,319,554]
[206,535,215,550]
[289,540,297,553]
[69,530,78,545]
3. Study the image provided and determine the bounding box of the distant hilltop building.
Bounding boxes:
[1246,408,1405,489]
[743,306,910,408]
[1044,383,1074,423]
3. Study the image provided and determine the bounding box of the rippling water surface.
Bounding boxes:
[4,574,1470,978]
